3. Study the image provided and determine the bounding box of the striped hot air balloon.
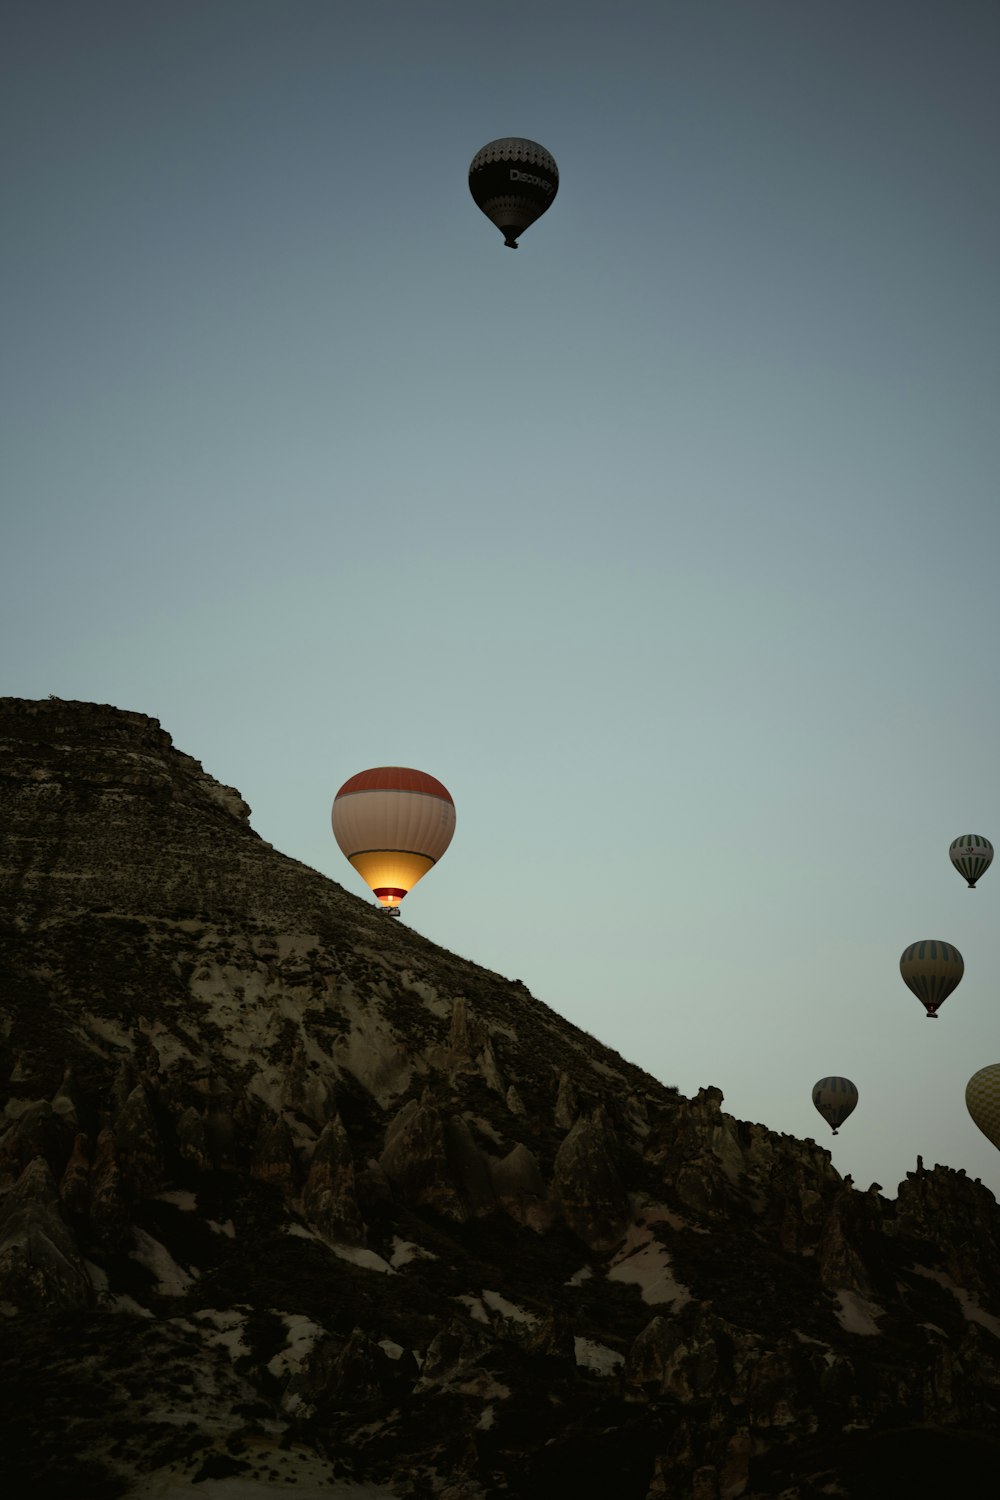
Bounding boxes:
[812,1077,858,1135]
[949,834,993,889]
[966,1065,1000,1152]
[899,940,964,1019]
[332,767,455,911]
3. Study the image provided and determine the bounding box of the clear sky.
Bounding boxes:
[4,1,1000,1199]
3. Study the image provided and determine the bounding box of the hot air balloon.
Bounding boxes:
[812,1077,858,1136]
[949,834,993,889]
[469,138,558,248]
[332,767,455,913]
[899,940,964,1018]
[966,1064,1000,1152]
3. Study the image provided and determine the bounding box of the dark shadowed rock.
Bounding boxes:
[0,1099,70,1187]
[115,1082,165,1196]
[553,1104,629,1250]
[88,1123,129,1249]
[554,1069,579,1129]
[444,997,505,1095]
[379,1094,468,1220]
[307,1326,384,1412]
[0,1156,93,1310]
[625,1306,752,1405]
[175,1103,211,1170]
[302,1111,365,1243]
[58,1130,91,1215]
[490,1141,555,1232]
[251,1113,299,1195]
[445,1114,496,1217]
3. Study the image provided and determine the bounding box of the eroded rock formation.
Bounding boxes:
[1,698,1000,1496]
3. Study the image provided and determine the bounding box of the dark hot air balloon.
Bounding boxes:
[966,1065,1000,1152]
[812,1077,858,1135]
[899,939,964,1018]
[469,138,558,248]
[332,767,455,914]
[949,834,993,889]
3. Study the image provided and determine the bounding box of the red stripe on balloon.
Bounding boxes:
[335,767,453,803]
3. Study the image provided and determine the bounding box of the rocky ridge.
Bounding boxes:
[1,697,999,1497]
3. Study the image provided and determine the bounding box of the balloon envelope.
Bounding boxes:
[812,1077,858,1135]
[332,767,455,908]
[899,940,964,1018]
[469,138,558,247]
[966,1065,1000,1152]
[949,834,993,888]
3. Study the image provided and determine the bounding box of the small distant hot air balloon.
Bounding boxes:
[949,834,993,889]
[332,767,455,914]
[899,940,964,1019]
[812,1077,858,1136]
[469,138,558,248]
[966,1064,1000,1152]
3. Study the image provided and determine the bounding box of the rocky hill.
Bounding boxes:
[1,697,999,1498]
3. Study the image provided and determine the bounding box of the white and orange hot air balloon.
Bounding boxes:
[332,767,455,912]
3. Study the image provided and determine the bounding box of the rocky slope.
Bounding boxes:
[1,696,999,1497]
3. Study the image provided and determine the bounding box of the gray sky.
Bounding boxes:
[4,0,1000,1198]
